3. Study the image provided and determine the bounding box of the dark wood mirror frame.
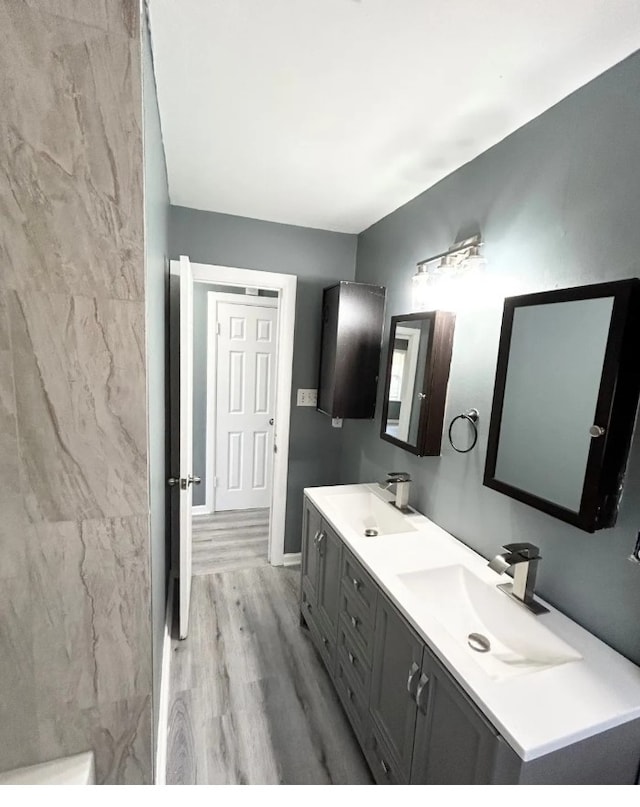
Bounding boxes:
[483,278,640,533]
[380,311,456,457]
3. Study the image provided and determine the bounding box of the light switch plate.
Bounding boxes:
[332,418,343,428]
[297,389,317,407]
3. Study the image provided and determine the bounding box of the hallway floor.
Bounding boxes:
[192,508,269,575]
[166,564,373,784]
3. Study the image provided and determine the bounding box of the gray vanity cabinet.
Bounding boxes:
[411,645,505,784]
[370,593,505,785]
[300,495,640,785]
[316,523,342,637]
[369,592,424,783]
[300,498,342,677]
[301,498,322,607]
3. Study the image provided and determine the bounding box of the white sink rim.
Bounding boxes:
[398,564,582,680]
[323,489,417,536]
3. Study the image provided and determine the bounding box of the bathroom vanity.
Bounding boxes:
[299,484,640,784]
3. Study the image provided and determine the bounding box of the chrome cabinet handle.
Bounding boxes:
[322,636,328,646]
[380,758,390,776]
[347,687,354,701]
[348,651,355,665]
[312,530,321,546]
[350,615,359,629]
[406,661,420,701]
[590,424,606,438]
[316,531,326,554]
[352,577,361,591]
[416,672,430,714]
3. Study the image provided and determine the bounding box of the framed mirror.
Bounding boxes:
[484,279,640,532]
[380,311,455,456]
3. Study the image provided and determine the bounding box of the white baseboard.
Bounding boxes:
[283,552,301,567]
[192,505,210,516]
[155,575,174,785]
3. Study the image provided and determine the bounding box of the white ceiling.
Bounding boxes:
[149,0,640,234]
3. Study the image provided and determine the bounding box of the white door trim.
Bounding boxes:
[206,292,279,514]
[190,260,297,567]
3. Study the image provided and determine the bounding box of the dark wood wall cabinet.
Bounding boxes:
[380,311,456,456]
[484,279,640,532]
[317,281,386,419]
[300,495,640,784]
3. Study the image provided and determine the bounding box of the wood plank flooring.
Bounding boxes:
[166,565,373,785]
[192,509,269,575]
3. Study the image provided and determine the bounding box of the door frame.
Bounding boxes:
[205,291,279,515]
[185,259,297,567]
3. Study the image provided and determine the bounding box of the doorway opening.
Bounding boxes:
[192,286,279,575]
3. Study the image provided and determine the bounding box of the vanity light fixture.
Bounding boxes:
[412,234,485,311]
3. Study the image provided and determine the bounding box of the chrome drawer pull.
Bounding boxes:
[416,672,430,714]
[348,651,355,665]
[322,636,328,646]
[350,615,359,629]
[352,577,361,591]
[380,758,390,776]
[406,661,420,701]
[347,687,354,701]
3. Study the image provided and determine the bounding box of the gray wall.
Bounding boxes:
[170,207,357,552]
[341,50,640,666]
[143,3,170,767]
[0,0,152,782]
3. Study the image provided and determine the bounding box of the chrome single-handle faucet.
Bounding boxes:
[379,471,412,511]
[488,542,549,615]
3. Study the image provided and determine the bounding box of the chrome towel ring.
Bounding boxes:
[448,408,479,453]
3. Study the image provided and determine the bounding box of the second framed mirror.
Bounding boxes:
[380,311,455,456]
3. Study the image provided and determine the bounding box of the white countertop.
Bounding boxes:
[304,483,640,762]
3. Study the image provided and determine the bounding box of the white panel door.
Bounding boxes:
[215,301,277,510]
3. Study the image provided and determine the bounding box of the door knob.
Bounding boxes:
[269,418,274,425]
[168,476,200,489]
[589,425,606,438]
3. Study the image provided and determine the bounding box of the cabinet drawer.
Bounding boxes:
[337,617,371,693]
[335,658,369,742]
[341,550,377,624]
[300,586,315,625]
[340,587,375,659]
[302,590,336,678]
[365,723,407,785]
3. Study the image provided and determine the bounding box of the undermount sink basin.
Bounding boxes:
[323,490,417,536]
[398,564,582,680]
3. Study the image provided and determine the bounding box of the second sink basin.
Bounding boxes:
[397,564,582,680]
[323,489,417,536]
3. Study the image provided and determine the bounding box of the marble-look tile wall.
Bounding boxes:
[0,1,152,784]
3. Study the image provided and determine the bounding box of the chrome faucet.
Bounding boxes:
[488,542,549,615]
[379,471,412,512]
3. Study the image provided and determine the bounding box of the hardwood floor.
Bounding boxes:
[192,508,269,575]
[166,565,373,785]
